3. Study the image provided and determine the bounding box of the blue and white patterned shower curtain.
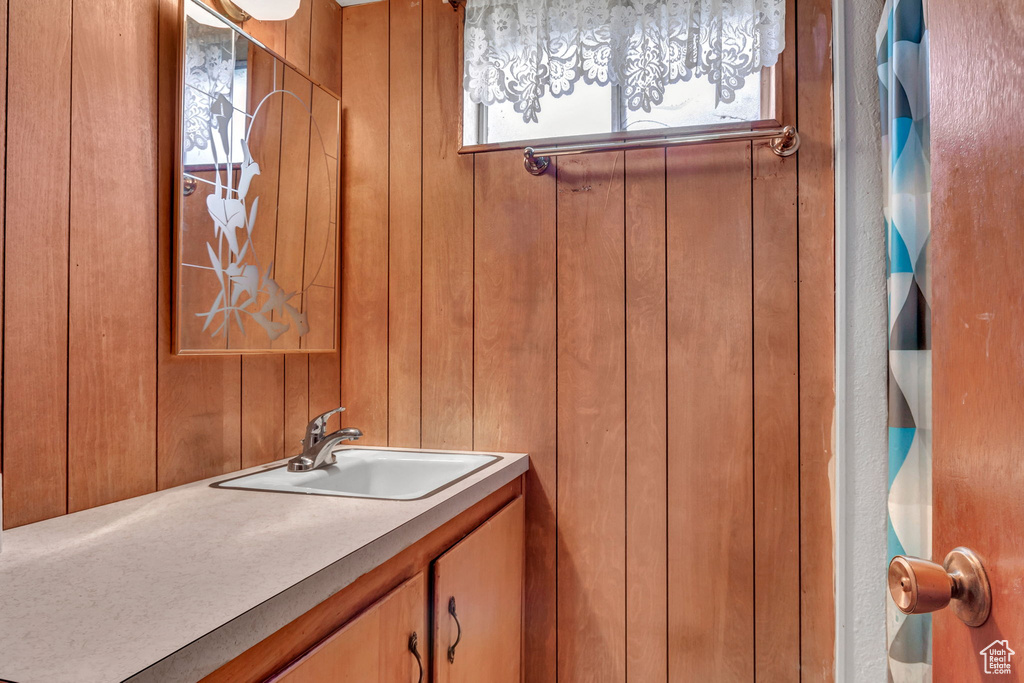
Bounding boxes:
[878,0,931,680]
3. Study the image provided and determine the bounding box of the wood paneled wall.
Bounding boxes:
[0,0,835,679]
[336,0,835,681]
[0,0,343,528]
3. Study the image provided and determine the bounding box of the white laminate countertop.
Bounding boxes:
[0,447,528,683]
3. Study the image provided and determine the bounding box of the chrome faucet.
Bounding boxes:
[287,407,363,472]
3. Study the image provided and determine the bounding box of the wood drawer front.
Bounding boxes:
[269,572,428,682]
[432,496,525,683]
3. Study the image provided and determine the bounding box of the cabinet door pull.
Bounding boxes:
[447,596,462,664]
[408,632,424,683]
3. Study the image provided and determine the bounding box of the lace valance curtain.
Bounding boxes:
[463,0,786,123]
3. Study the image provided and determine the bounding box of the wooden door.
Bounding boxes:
[433,496,525,683]
[931,0,1024,679]
[271,572,428,682]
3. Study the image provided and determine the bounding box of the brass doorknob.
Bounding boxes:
[887,547,991,627]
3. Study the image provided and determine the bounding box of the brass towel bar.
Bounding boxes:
[523,125,800,175]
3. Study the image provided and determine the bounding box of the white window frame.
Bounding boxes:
[459,66,781,154]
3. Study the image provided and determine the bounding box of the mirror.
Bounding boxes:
[174,0,339,354]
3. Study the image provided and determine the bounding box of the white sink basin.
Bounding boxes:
[214,447,501,500]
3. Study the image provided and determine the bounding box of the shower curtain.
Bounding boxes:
[878,0,931,680]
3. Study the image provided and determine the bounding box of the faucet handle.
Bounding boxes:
[303,407,346,449]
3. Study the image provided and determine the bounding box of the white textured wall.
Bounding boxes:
[835,0,888,680]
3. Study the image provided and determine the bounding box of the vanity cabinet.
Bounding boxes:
[433,496,524,683]
[269,573,428,682]
[201,478,525,683]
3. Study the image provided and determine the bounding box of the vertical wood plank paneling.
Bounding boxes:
[474,149,557,683]
[752,147,800,682]
[796,0,837,678]
[753,0,801,675]
[340,1,389,445]
[243,16,286,55]
[2,0,72,527]
[387,0,422,448]
[157,0,242,490]
[242,357,287,468]
[308,353,341,432]
[308,0,343,427]
[68,0,158,511]
[310,0,341,93]
[284,356,310,456]
[624,148,668,682]
[556,152,627,680]
[285,0,312,73]
[667,142,754,681]
[421,1,473,450]
[156,356,242,488]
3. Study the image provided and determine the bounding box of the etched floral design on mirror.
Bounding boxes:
[175,0,339,354]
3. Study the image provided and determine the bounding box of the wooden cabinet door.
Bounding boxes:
[271,572,428,683]
[432,496,524,683]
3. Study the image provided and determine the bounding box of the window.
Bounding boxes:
[459,0,785,150]
[464,75,767,148]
